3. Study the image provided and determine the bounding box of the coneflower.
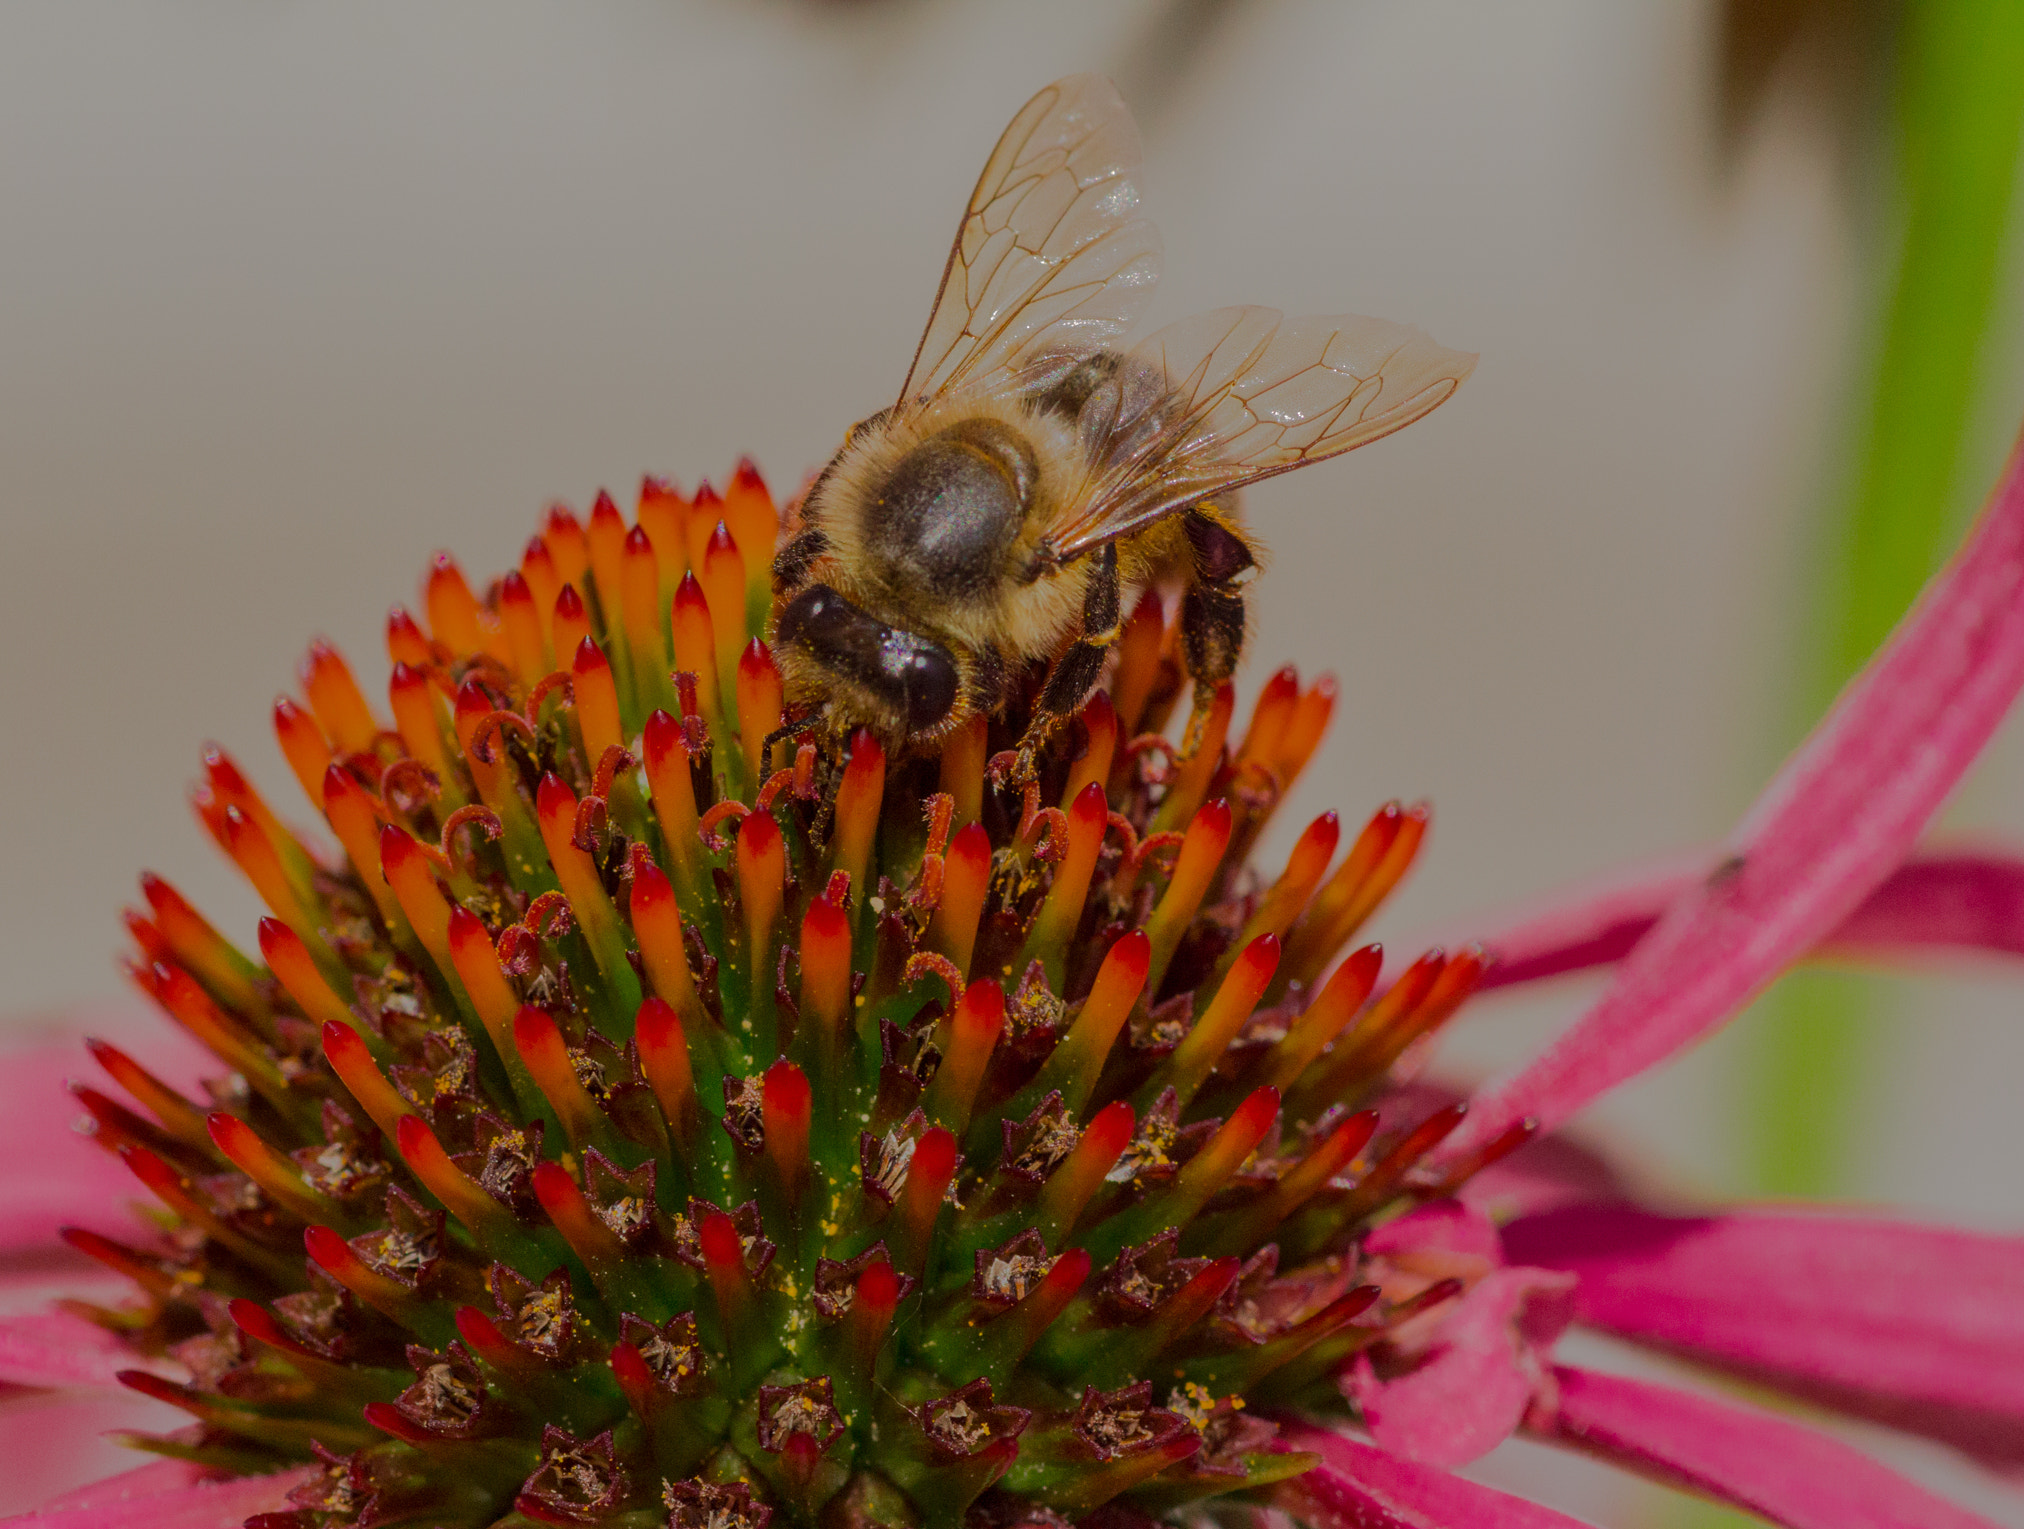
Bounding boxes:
[62,466,1508,1528]
[11,435,2024,1529]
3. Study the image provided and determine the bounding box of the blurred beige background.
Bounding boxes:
[4,2,2024,1521]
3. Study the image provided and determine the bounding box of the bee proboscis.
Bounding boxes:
[773,74,1475,770]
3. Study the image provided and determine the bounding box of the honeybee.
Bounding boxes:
[773,74,1474,770]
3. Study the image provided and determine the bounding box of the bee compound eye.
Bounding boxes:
[882,631,959,733]
[774,583,844,653]
[776,583,958,733]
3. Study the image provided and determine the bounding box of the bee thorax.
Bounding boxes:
[867,417,1038,596]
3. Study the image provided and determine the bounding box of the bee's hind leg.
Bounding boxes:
[1007,543,1121,782]
[1177,506,1256,756]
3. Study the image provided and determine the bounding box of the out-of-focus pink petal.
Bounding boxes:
[1456,1131,1633,1222]
[1457,857,1703,993]
[1366,1199,1505,1267]
[32,1463,215,1514]
[0,1463,312,1527]
[0,1050,137,1258]
[0,1265,133,1317]
[1347,1267,1577,1467]
[1828,849,2024,958]
[1543,1366,2004,1529]
[0,1386,192,1516]
[1504,1204,2024,1466]
[0,1311,179,1390]
[1461,849,2024,995]
[0,1013,211,1259]
[1272,1423,1597,1527]
[1441,433,2024,1162]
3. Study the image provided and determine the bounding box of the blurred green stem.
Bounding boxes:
[1747,0,2024,1201]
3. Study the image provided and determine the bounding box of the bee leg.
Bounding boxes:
[1010,543,1121,780]
[1178,584,1245,751]
[758,713,821,778]
[1178,506,1256,755]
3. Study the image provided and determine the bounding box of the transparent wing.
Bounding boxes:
[1047,306,1476,559]
[898,74,1162,411]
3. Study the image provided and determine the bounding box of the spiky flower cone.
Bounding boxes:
[89,467,1520,1529]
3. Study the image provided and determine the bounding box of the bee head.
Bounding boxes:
[775,583,961,738]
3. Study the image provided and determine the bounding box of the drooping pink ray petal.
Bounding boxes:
[1345,1266,1577,1467]
[1457,848,2024,995]
[0,1310,181,1390]
[0,1462,312,1527]
[1439,432,2024,1162]
[0,1063,145,1256]
[0,1016,212,1256]
[0,1264,134,1317]
[1825,848,2024,959]
[0,1171,148,1259]
[1543,1365,2005,1529]
[1455,1130,1633,1222]
[1503,1204,2024,1467]
[1271,1423,1597,1527]
[1442,854,1704,994]
[1365,1198,1506,1267]
[0,1388,198,1517]
[30,1462,219,1514]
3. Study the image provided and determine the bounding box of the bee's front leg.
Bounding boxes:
[1008,543,1120,781]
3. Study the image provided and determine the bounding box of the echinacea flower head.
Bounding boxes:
[28,469,1528,1529]
[14,433,2024,1529]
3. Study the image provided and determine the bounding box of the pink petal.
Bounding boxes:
[0,1388,193,1516]
[1463,848,2024,995]
[0,1311,178,1391]
[1543,1365,2004,1529]
[1346,1267,1578,1467]
[1272,1423,1597,1527]
[1504,1204,2024,1466]
[0,1049,140,1258]
[0,1015,212,1256]
[1828,848,2024,958]
[1,1464,312,1527]
[32,1464,217,1514]
[1459,855,1704,993]
[1441,435,2024,1162]
[0,1266,135,1318]
[1456,1130,1633,1222]
[1366,1199,1505,1266]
